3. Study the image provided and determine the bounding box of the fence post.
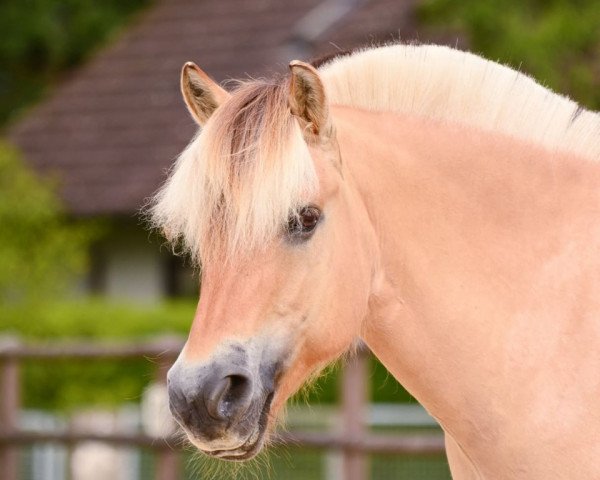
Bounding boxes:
[0,336,21,480]
[154,352,178,480]
[341,346,369,480]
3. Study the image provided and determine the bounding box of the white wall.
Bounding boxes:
[98,222,167,303]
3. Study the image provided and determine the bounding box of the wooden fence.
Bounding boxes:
[0,336,445,480]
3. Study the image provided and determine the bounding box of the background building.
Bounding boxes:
[7,0,426,302]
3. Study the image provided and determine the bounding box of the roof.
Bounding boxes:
[8,0,419,215]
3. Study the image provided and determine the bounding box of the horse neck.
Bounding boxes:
[333,106,600,466]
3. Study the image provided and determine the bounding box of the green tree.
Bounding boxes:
[0,0,152,127]
[0,140,92,305]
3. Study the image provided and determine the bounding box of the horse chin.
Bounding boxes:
[190,391,275,462]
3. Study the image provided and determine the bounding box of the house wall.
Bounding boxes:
[105,234,164,302]
[87,220,197,303]
[89,221,167,303]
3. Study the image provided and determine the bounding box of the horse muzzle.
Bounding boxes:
[166,342,281,460]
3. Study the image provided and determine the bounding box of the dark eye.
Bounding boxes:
[286,206,321,240]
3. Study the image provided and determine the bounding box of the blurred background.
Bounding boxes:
[0,0,598,479]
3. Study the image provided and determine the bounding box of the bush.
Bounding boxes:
[2,299,195,410]
[2,298,195,339]
[0,141,94,305]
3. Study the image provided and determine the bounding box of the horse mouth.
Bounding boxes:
[207,442,261,461]
[203,391,275,461]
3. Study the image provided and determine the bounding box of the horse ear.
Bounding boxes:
[288,60,331,137]
[181,62,230,126]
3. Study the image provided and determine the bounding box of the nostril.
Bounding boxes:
[219,374,251,418]
[204,373,252,422]
[225,374,250,401]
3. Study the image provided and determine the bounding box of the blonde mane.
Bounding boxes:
[320,44,600,161]
[150,44,600,264]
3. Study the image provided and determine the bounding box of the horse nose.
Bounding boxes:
[167,365,253,438]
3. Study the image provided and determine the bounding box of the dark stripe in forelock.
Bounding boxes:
[227,81,289,165]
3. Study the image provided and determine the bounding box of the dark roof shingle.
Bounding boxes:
[9,0,418,215]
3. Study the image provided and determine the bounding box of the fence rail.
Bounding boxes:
[0,336,184,359]
[0,430,445,455]
[0,336,446,480]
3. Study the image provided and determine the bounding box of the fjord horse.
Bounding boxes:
[151,45,600,479]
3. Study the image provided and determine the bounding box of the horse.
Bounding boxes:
[149,44,600,479]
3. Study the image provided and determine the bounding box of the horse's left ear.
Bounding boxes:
[288,60,331,138]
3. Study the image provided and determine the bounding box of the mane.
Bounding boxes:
[150,44,600,264]
[319,44,600,161]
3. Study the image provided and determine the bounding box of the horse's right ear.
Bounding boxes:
[181,62,230,126]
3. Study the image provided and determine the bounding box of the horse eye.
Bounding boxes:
[287,206,321,239]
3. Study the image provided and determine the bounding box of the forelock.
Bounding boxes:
[149,77,319,265]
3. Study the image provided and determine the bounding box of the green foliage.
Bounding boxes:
[1,299,196,410]
[418,0,600,110]
[0,0,152,126]
[2,298,195,340]
[0,141,94,305]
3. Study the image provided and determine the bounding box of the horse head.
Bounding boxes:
[153,60,375,460]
